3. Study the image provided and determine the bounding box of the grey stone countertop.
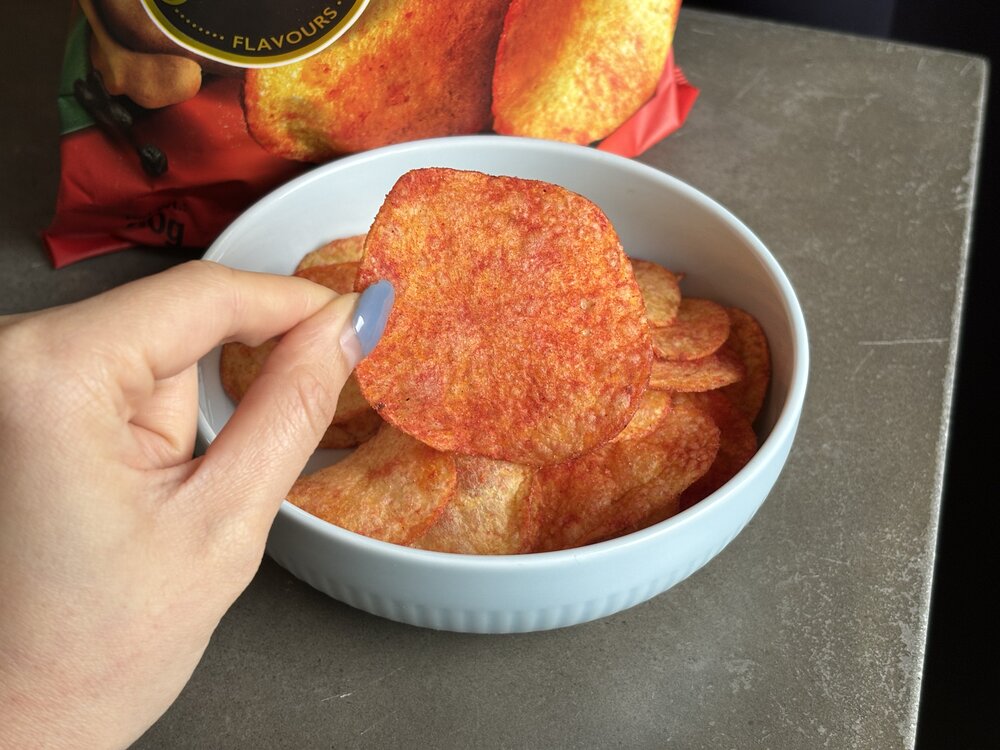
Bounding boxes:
[0,8,986,750]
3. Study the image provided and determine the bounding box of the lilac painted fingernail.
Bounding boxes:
[352,280,395,357]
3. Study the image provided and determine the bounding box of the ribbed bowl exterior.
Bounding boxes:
[265,414,798,633]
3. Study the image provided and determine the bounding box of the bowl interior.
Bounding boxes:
[198,136,802,487]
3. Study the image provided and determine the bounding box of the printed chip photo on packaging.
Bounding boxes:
[44,0,697,267]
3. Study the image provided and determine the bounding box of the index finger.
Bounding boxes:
[43,260,338,387]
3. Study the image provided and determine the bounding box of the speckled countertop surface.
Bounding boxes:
[0,8,986,749]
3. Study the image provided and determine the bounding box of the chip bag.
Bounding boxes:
[44,0,697,267]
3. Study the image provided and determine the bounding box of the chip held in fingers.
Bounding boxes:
[355,167,652,467]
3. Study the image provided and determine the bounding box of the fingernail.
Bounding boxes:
[350,279,395,359]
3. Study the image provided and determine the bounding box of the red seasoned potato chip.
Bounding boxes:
[295,235,367,272]
[245,0,509,160]
[611,389,671,443]
[631,258,681,327]
[288,425,456,545]
[606,476,683,536]
[605,398,721,535]
[721,307,772,421]
[649,345,745,392]
[315,410,383,450]
[294,262,359,295]
[219,339,278,406]
[316,375,383,450]
[412,455,534,555]
[526,396,717,552]
[355,168,652,466]
[651,298,731,361]
[219,340,380,450]
[493,0,678,144]
[678,391,758,509]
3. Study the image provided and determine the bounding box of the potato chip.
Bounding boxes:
[245,0,509,160]
[355,168,652,466]
[326,373,372,421]
[677,391,758,509]
[604,399,722,535]
[526,397,717,552]
[522,390,669,549]
[607,478,682,535]
[611,389,672,443]
[649,345,745,392]
[492,0,678,144]
[525,440,667,553]
[219,338,278,405]
[221,339,369,419]
[721,307,771,421]
[631,258,681,327]
[411,455,534,555]
[317,410,383,451]
[219,339,381,450]
[316,381,383,450]
[295,235,367,272]
[288,424,456,544]
[651,298,730,361]
[294,262,359,295]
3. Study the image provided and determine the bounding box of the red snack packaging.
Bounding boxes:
[43,1,697,267]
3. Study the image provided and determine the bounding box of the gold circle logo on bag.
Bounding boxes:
[140,0,370,67]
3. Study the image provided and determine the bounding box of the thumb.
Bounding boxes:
[198,280,394,529]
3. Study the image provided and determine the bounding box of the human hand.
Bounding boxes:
[0,260,393,749]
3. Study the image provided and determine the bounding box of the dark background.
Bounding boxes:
[685,1,997,746]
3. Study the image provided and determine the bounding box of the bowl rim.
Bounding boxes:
[198,134,810,566]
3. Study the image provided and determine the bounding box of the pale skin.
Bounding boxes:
[0,260,361,749]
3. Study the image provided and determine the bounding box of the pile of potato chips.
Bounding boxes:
[221,169,770,554]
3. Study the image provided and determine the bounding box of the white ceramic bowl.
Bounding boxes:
[197,135,809,633]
